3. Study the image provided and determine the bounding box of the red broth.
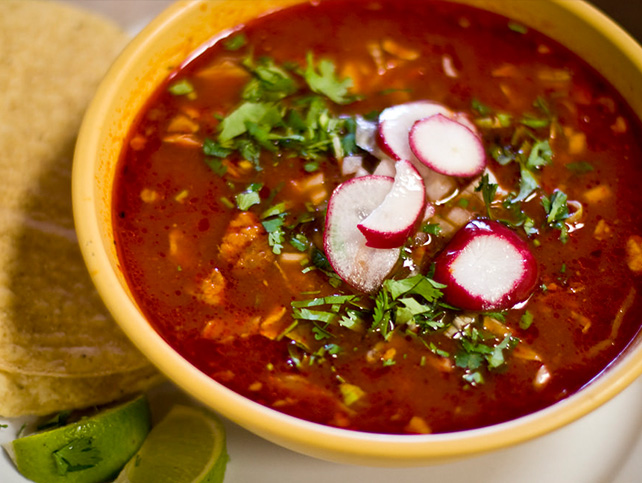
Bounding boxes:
[113,0,642,434]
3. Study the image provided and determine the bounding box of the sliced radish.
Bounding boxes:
[433,220,538,311]
[324,176,400,293]
[377,101,452,161]
[357,160,426,248]
[409,114,486,177]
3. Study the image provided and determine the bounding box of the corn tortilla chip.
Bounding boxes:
[0,366,161,417]
[0,0,162,415]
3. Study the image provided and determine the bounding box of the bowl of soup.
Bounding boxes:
[72,0,642,466]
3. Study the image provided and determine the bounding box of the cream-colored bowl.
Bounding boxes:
[72,0,642,466]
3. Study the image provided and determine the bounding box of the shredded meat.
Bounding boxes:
[219,212,274,273]
[197,268,226,306]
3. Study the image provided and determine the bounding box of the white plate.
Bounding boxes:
[3,1,642,482]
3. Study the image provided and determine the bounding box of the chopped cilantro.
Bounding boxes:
[520,310,534,330]
[484,311,506,322]
[261,201,286,219]
[203,157,228,177]
[267,228,285,254]
[373,274,449,337]
[289,233,308,252]
[421,222,442,236]
[243,55,297,102]
[491,145,516,166]
[527,139,553,169]
[261,203,287,254]
[486,335,518,369]
[523,216,538,236]
[223,33,247,51]
[339,309,363,329]
[207,52,360,172]
[542,189,569,242]
[218,102,282,142]
[463,371,484,385]
[304,160,320,172]
[543,189,569,223]
[311,323,333,340]
[310,247,333,272]
[566,161,594,175]
[304,52,355,105]
[168,78,195,96]
[471,98,492,116]
[339,383,365,406]
[235,183,263,210]
[520,114,550,129]
[508,21,528,34]
[219,196,234,209]
[236,138,261,167]
[453,321,519,384]
[261,216,286,234]
[429,342,449,358]
[513,165,540,203]
[475,173,498,218]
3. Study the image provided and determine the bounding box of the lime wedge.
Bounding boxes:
[4,394,151,483]
[114,405,228,483]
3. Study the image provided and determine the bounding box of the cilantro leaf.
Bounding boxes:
[421,222,442,236]
[513,165,540,202]
[508,21,528,34]
[542,189,569,243]
[168,78,195,96]
[566,161,594,175]
[486,335,518,369]
[203,138,233,158]
[527,139,553,169]
[520,310,534,330]
[542,189,569,223]
[235,183,263,210]
[223,33,247,51]
[218,102,282,142]
[242,56,297,101]
[475,173,498,218]
[304,52,354,105]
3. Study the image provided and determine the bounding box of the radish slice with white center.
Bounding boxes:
[377,101,452,161]
[433,219,538,311]
[324,176,400,293]
[357,160,427,248]
[410,114,486,177]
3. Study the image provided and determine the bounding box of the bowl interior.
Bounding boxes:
[72,0,642,466]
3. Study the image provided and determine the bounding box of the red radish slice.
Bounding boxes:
[357,160,426,248]
[377,101,452,161]
[410,114,486,177]
[324,176,400,293]
[433,219,538,311]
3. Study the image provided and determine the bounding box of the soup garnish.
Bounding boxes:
[114,0,642,434]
